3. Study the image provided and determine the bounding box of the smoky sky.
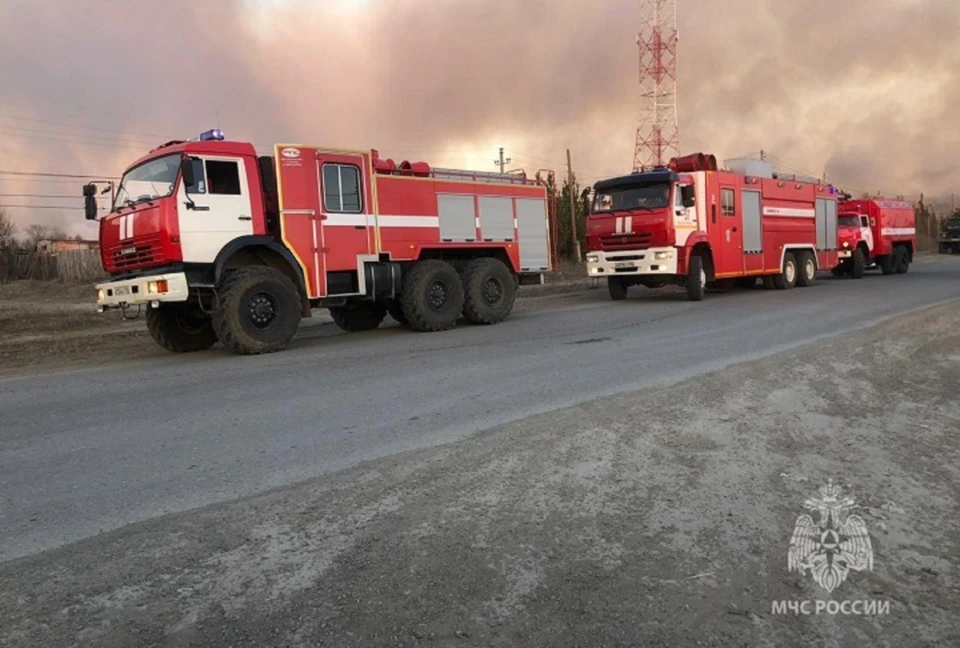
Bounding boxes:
[1,0,957,233]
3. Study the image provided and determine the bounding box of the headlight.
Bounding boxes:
[842,241,850,249]
[654,250,673,260]
[97,289,105,301]
[586,253,600,263]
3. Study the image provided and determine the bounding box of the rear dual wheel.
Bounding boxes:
[773,252,798,290]
[796,251,817,287]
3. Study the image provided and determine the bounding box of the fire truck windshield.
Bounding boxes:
[112,153,181,211]
[838,215,860,227]
[592,183,671,213]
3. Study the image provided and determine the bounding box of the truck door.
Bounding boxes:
[316,151,374,296]
[177,156,255,263]
[716,185,743,275]
[860,215,874,253]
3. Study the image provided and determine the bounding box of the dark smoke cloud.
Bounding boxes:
[0,0,956,233]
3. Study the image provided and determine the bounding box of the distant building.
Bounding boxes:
[36,238,100,254]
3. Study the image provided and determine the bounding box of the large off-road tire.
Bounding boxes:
[685,254,706,301]
[796,251,817,287]
[851,247,866,279]
[607,277,628,300]
[401,260,465,332]
[879,254,895,275]
[212,266,302,354]
[773,253,798,289]
[146,302,218,352]
[329,303,387,332]
[462,257,517,324]
[894,246,910,274]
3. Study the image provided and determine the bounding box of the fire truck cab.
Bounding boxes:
[585,153,840,301]
[86,130,552,355]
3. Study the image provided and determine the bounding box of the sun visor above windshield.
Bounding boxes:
[593,169,678,191]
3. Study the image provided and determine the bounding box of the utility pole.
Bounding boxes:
[493,147,511,174]
[566,148,582,262]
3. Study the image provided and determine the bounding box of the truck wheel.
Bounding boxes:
[212,267,302,354]
[685,254,706,301]
[462,257,517,324]
[402,259,465,332]
[851,248,866,279]
[146,302,218,352]
[607,277,628,300]
[773,253,797,289]
[796,252,817,287]
[879,254,895,275]
[895,246,910,274]
[329,303,387,332]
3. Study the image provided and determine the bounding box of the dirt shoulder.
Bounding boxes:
[1,302,957,647]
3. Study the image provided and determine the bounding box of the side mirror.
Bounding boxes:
[82,183,98,220]
[84,195,98,221]
[580,188,592,217]
[180,156,196,189]
[680,185,696,208]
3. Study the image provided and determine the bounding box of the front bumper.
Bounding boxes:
[838,250,852,259]
[585,247,678,277]
[96,271,190,308]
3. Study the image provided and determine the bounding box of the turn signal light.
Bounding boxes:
[147,280,169,295]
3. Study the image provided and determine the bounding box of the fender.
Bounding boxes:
[682,231,710,249]
[212,235,307,294]
[678,231,711,275]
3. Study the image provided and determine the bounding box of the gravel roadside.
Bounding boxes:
[1,301,957,647]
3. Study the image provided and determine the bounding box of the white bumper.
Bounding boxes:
[96,271,190,307]
[838,250,852,259]
[585,247,679,277]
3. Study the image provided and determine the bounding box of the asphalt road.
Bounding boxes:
[2,257,959,562]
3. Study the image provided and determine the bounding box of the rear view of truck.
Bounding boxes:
[833,198,915,278]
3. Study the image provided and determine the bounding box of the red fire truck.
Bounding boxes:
[84,130,552,354]
[584,153,840,301]
[833,198,915,278]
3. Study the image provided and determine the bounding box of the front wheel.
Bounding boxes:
[607,277,628,301]
[685,255,706,301]
[146,302,218,352]
[212,267,302,354]
[851,247,866,279]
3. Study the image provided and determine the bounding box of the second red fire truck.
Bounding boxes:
[85,130,552,355]
[585,153,841,301]
[833,198,915,278]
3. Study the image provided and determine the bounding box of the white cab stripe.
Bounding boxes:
[763,207,816,217]
[881,227,915,236]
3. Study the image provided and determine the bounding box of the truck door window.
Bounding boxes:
[860,216,869,227]
[206,160,242,195]
[185,159,206,194]
[721,188,735,217]
[322,163,362,213]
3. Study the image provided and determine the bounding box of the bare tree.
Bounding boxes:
[24,224,50,247]
[0,208,16,249]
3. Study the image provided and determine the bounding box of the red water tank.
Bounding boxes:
[668,153,717,173]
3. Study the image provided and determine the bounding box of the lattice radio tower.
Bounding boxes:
[632,0,679,172]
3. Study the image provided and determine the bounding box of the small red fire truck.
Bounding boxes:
[833,198,915,278]
[585,153,840,301]
[85,130,552,354]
